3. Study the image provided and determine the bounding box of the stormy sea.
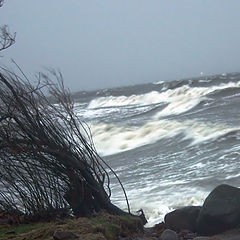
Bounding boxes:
[73,72,240,226]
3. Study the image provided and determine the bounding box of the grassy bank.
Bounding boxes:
[0,212,143,240]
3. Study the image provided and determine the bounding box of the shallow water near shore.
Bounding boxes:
[74,72,240,226]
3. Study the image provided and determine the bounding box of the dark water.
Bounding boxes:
[74,72,240,226]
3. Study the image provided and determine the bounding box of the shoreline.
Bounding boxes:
[2,212,240,240]
[2,184,240,240]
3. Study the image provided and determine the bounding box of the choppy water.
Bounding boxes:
[73,72,240,226]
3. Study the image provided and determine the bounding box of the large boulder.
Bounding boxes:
[164,206,201,232]
[197,184,240,235]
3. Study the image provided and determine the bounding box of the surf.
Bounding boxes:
[90,119,240,156]
[87,81,240,118]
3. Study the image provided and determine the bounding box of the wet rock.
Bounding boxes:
[53,230,78,240]
[160,229,178,240]
[165,206,201,232]
[197,184,240,235]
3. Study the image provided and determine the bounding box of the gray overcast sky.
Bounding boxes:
[1,1,240,91]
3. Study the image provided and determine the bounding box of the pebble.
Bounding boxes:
[160,229,178,240]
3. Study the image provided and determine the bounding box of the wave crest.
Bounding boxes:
[88,81,240,117]
[91,120,239,156]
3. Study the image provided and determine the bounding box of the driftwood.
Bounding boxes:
[0,68,130,220]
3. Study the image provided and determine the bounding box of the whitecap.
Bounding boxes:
[111,185,207,227]
[90,119,240,156]
[87,81,240,118]
[155,81,240,117]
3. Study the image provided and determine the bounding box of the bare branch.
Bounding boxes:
[0,68,130,220]
[0,25,16,52]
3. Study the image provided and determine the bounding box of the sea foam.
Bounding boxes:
[87,81,240,118]
[91,119,239,156]
[111,184,207,227]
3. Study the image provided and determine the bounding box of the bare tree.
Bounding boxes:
[0,68,130,220]
[0,25,16,53]
[0,1,16,54]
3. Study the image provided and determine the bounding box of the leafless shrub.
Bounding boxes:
[0,68,130,220]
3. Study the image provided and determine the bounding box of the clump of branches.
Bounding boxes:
[0,68,130,221]
[0,25,16,53]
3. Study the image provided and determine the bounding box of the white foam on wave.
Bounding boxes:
[155,81,240,117]
[143,194,206,227]
[153,80,164,85]
[75,104,154,120]
[198,79,212,83]
[111,185,207,227]
[87,91,162,108]
[87,81,240,117]
[76,107,120,119]
[91,119,239,156]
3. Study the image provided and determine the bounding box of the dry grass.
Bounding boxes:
[0,212,142,240]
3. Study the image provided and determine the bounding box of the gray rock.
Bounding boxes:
[197,184,240,235]
[164,206,201,232]
[159,229,178,240]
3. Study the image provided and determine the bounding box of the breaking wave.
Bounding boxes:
[87,91,162,108]
[91,119,240,156]
[73,73,240,227]
[87,81,240,117]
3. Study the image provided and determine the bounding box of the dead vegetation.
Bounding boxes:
[0,212,143,240]
[0,68,130,220]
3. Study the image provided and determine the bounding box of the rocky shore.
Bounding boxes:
[1,184,240,240]
[135,184,240,240]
